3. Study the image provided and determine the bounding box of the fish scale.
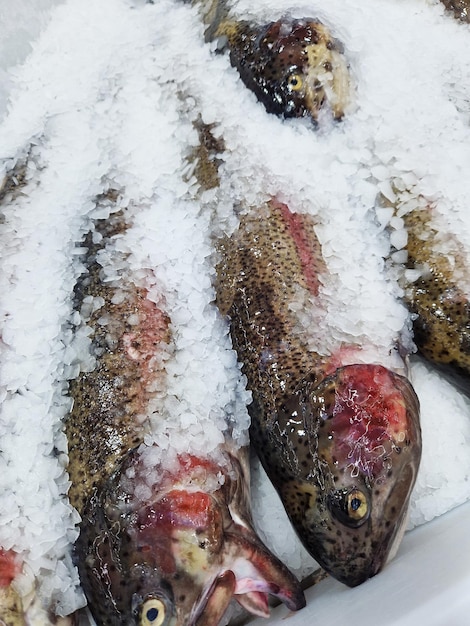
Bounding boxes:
[380,190,470,396]
[187,117,423,587]
[213,200,422,587]
[65,193,305,625]
[404,208,470,384]
[215,201,325,403]
[66,205,153,515]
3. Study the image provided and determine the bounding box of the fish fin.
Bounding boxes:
[225,528,306,612]
[235,591,270,618]
[193,571,236,626]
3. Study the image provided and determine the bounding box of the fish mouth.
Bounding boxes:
[339,546,388,588]
[76,448,304,625]
[189,568,274,626]
[188,523,306,626]
[310,534,387,588]
[319,484,415,588]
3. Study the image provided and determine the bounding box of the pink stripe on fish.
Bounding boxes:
[276,200,322,296]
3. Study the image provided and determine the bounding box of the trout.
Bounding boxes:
[190,123,422,587]
[382,190,470,393]
[66,203,305,625]
[214,200,422,586]
[181,0,351,121]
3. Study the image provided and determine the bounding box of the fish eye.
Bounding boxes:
[286,73,303,91]
[140,598,166,626]
[327,488,370,528]
[346,489,368,521]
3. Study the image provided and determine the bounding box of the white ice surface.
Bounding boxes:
[0,0,65,120]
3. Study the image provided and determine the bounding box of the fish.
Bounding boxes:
[184,1,351,121]
[382,192,470,394]
[440,0,470,22]
[65,202,305,625]
[212,194,422,587]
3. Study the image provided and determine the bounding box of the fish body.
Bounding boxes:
[66,207,305,625]
[214,199,422,586]
[187,1,351,121]
[378,188,470,392]
[400,207,470,391]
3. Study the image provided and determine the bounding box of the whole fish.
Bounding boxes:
[183,0,351,121]
[66,205,305,625]
[211,194,422,586]
[440,0,470,22]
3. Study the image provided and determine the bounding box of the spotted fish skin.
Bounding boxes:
[214,199,422,587]
[66,202,305,625]
[217,17,350,121]
[66,206,155,516]
[186,1,351,121]
[441,0,470,22]
[402,208,470,391]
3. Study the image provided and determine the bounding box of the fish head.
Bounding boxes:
[219,17,351,121]
[276,363,421,586]
[77,448,305,625]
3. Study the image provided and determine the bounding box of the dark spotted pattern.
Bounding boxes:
[403,208,470,391]
[218,18,349,121]
[187,1,351,121]
[191,122,422,587]
[65,200,174,624]
[215,201,422,587]
[216,201,325,406]
[66,202,169,515]
[441,0,470,22]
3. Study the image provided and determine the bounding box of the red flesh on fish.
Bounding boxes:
[0,550,21,588]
